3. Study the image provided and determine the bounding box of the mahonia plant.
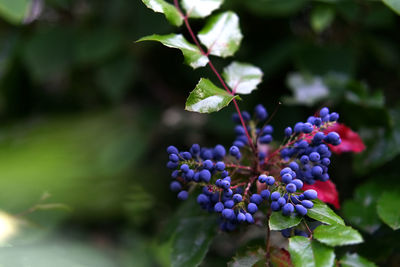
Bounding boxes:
[139,1,375,266]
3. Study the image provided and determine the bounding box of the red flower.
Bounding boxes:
[325,123,366,154]
[303,180,340,209]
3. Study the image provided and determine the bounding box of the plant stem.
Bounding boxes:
[265,209,272,267]
[173,0,256,154]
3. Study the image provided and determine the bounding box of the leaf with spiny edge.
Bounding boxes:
[198,11,243,58]
[181,0,224,18]
[137,34,208,69]
[185,78,239,113]
[141,0,183,26]
[222,61,263,94]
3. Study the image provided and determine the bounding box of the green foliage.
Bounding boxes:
[141,0,183,26]
[0,0,30,24]
[269,211,302,230]
[185,78,239,113]
[313,224,363,247]
[340,253,377,267]
[288,236,335,267]
[307,201,345,226]
[197,11,243,58]
[137,34,209,69]
[382,0,400,15]
[310,6,335,33]
[182,0,224,18]
[222,62,263,94]
[376,191,400,230]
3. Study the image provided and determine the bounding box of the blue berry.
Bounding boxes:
[169,154,179,162]
[284,127,293,137]
[170,181,181,192]
[258,174,267,183]
[295,204,307,216]
[167,145,179,155]
[289,162,299,171]
[214,162,225,171]
[167,161,179,169]
[221,180,230,190]
[294,122,304,133]
[190,144,200,155]
[171,170,179,179]
[177,190,188,200]
[222,209,235,220]
[233,194,243,203]
[259,135,273,144]
[271,192,281,201]
[255,104,268,120]
[229,146,240,157]
[302,200,314,209]
[181,152,192,160]
[203,160,213,170]
[197,194,209,205]
[324,132,341,145]
[282,173,293,184]
[271,201,281,211]
[242,111,251,121]
[313,132,325,143]
[224,200,235,208]
[266,176,275,185]
[247,203,258,214]
[262,125,274,135]
[250,194,263,205]
[199,169,211,182]
[237,212,246,222]
[235,125,245,135]
[277,197,286,206]
[213,145,226,159]
[311,166,323,177]
[300,155,309,164]
[281,228,292,238]
[214,202,224,212]
[282,203,294,216]
[309,152,321,162]
[329,112,339,121]
[261,189,270,199]
[245,213,254,223]
[304,189,318,200]
[221,170,229,178]
[292,179,303,190]
[180,164,189,172]
[286,183,297,193]
[302,123,313,133]
[186,169,194,179]
[320,107,329,117]
[224,189,233,197]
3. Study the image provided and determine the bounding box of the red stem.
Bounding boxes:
[226,164,252,171]
[173,0,256,154]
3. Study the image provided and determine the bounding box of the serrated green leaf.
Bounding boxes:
[288,236,335,267]
[185,78,238,113]
[313,224,363,247]
[181,0,224,18]
[171,216,217,267]
[310,6,335,33]
[0,0,30,24]
[141,0,183,26]
[382,0,400,16]
[377,191,400,230]
[198,11,243,58]
[137,34,208,69]
[269,212,302,231]
[222,62,263,94]
[307,201,345,226]
[340,253,377,267]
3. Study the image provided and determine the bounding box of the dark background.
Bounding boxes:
[0,0,399,266]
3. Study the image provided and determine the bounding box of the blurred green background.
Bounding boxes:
[0,0,399,266]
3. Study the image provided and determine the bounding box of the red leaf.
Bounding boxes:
[270,248,293,267]
[324,123,366,154]
[303,180,340,209]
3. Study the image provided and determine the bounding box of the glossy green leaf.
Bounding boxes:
[198,11,243,58]
[171,216,217,267]
[288,236,335,267]
[269,212,302,231]
[313,224,363,247]
[307,201,345,226]
[340,253,377,267]
[310,6,334,33]
[222,62,263,94]
[377,191,400,230]
[228,247,264,267]
[185,78,238,113]
[0,0,30,24]
[382,0,400,15]
[181,0,224,18]
[342,181,384,234]
[141,0,183,26]
[137,34,208,69]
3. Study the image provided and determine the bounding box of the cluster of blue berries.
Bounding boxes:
[166,105,341,232]
[232,104,274,149]
[280,107,341,184]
